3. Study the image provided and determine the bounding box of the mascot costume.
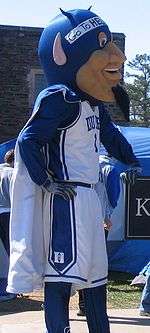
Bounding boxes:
[7,7,140,333]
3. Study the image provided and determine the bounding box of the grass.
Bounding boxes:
[107,271,143,309]
[0,271,143,313]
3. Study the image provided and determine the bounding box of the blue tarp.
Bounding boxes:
[0,138,16,163]
[108,240,150,274]
[100,126,150,176]
[116,126,150,176]
[107,126,150,274]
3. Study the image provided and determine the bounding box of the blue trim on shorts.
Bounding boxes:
[44,274,87,282]
[48,196,77,275]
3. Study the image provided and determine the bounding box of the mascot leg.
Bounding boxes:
[83,285,110,333]
[44,282,71,333]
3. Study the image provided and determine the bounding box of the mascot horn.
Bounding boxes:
[38,8,126,102]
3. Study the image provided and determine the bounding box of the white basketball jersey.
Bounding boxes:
[59,101,100,183]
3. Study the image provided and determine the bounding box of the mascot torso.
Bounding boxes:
[33,86,100,183]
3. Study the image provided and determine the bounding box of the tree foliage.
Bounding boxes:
[125,54,150,126]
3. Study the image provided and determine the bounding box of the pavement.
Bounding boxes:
[0,309,150,333]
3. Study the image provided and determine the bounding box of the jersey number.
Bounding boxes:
[94,133,98,153]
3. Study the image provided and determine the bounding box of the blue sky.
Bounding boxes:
[0,0,149,66]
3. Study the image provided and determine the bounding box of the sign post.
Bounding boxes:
[125,177,150,239]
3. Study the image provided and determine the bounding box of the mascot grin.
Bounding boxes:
[76,41,126,102]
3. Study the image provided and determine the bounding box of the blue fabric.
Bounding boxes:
[0,278,8,295]
[0,213,10,255]
[99,159,120,213]
[44,282,71,333]
[139,275,150,312]
[38,9,111,89]
[33,84,80,113]
[140,262,150,277]
[83,285,110,333]
[99,105,138,166]
[0,276,16,301]
[107,125,150,273]
[104,125,150,176]
[18,89,79,185]
[109,240,150,274]
[48,196,77,274]
[18,88,139,188]
[0,139,16,163]
[1,97,138,189]
[120,126,150,159]
[106,168,120,209]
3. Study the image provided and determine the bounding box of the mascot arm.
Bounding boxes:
[18,92,79,186]
[105,168,120,209]
[99,105,140,166]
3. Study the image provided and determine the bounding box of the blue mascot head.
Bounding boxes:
[38,8,126,102]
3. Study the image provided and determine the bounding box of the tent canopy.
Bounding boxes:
[106,126,150,274]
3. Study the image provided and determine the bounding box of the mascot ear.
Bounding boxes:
[53,32,67,65]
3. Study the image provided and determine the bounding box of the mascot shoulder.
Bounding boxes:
[33,84,80,115]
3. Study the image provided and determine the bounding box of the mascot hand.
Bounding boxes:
[42,177,77,200]
[103,218,112,231]
[120,165,142,185]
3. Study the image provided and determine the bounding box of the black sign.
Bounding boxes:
[125,177,150,239]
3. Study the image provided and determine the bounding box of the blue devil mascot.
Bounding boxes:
[7,8,127,333]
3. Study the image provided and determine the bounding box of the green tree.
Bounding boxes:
[125,54,150,126]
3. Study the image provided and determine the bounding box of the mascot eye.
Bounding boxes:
[99,32,108,48]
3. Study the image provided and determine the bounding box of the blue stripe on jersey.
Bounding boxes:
[48,195,77,275]
[61,130,69,180]
[43,144,50,176]
[45,275,87,282]
[43,135,65,180]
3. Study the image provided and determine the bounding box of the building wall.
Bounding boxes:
[0,25,126,143]
[0,25,43,142]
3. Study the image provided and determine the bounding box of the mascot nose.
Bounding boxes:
[106,41,126,66]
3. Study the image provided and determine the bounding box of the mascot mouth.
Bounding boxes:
[103,67,122,81]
